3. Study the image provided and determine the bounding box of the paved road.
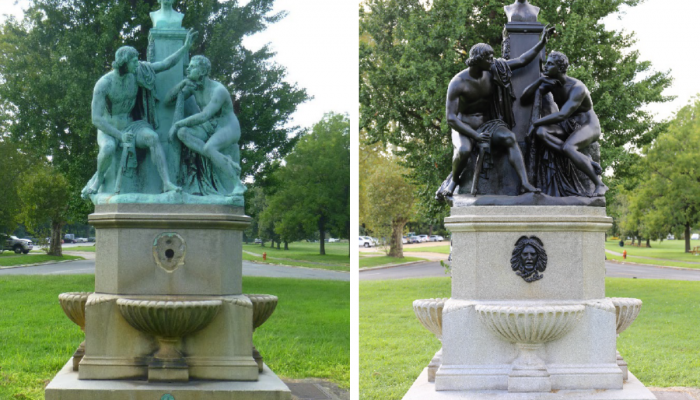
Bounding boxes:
[360,260,700,281]
[0,259,349,281]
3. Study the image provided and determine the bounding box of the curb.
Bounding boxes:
[246,260,349,274]
[360,260,434,271]
[606,258,700,271]
[0,258,83,270]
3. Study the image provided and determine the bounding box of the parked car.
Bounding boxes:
[64,234,76,244]
[402,236,408,244]
[407,235,419,244]
[692,233,700,240]
[667,234,675,240]
[75,237,88,243]
[328,238,340,243]
[254,238,262,244]
[88,237,96,242]
[416,234,430,243]
[359,236,374,248]
[429,235,444,242]
[1,233,33,254]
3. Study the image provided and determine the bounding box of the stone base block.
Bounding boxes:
[403,368,656,400]
[46,359,291,400]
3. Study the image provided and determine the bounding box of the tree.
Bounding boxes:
[625,98,700,253]
[17,163,72,256]
[0,140,32,233]
[0,0,308,222]
[263,113,350,255]
[361,144,416,257]
[360,0,672,215]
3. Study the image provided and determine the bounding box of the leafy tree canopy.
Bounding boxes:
[360,0,673,215]
[625,97,700,252]
[0,0,308,221]
[263,112,350,255]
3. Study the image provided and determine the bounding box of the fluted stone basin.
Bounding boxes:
[58,292,92,371]
[610,297,642,381]
[246,294,278,372]
[476,304,585,393]
[116,299,222,382]
[413,298,448,383]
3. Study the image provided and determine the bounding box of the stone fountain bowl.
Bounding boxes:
[475,304,585,344]
[413,298,448,339]
[609,297,642,335]
[246,294,278,330]
[116,299,222,339]
[58,292,92,329]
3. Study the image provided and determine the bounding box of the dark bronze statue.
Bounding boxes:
[521,51,608,197]
[504,0,540,23]
[510,236,547,282]
[435,25,555,201]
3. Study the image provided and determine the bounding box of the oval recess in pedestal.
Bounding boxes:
[153,232,186,273]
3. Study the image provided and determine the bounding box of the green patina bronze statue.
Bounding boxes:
[165,55,246,197]
[82,2,246,206]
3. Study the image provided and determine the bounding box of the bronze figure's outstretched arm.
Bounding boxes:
[150,29,198,73]
[506,25,555,71]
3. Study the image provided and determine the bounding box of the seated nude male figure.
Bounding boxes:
[83,29,197,196]
[520,51,608,196]
[166,55,245,196]
[440,25,555,198]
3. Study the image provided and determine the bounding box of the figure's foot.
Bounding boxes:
[520,182,541,194]
[591,159,603,175]
[163,182,182,193]
[592,183,609,197]
[435,176,456,202]
[223,155,241,175]
[81,183,100,199]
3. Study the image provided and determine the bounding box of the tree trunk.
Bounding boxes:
[646,237,651,248]
[388,221,406,258]
[49,220,62,257]
[428,223,433,237]
[284,241,288,250]
[319,218,326,255]
[685,223,691,253]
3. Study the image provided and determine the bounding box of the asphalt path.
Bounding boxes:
[0,259,349,281]
[360,260,700,281]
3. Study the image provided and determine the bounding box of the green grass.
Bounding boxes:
[359,256,426,269]
[605,252,700,269]
[0,254,82,267]
[360,277,700,400]
[242,242,349,272]
[64,246,96,252]
[0,275,349,399]
[402,245,450,254]
[606,239,700,265]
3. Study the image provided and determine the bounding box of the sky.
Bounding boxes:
[2,0,357,131]
[2,0,698,124]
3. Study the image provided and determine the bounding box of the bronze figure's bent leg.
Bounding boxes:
[203,123,244,196]
[561,123,607,196]
[535,124,566,154]
[492,126,540,194]
[448,129,473,196]
[85,131,117,195]
[177,126,209,156]
[134,126,181,193]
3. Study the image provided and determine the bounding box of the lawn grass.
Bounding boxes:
[402,245,450,254]
[63,246,96,252]
[360,277,700,400]
[605,252,700,269]
[606,239,700,264]
[359,256,426,269]
[242,242,349,272]
[0,254,82,267]
[0,275,349,399]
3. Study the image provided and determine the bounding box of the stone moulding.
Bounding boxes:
[223,296,254,309]
[413,298,448,340]
[414,298,449,383]
[445,215,612,232]
[59,292,93,371]
[89,212,252,230]
[584,298,616,314]
[610,297,642,335]
[475,305,584,344]
[246,294,279,373]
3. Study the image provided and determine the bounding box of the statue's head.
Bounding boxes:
[112,46,139,75]
[187,55,211,82]
[544,51,569,77]
[510,236,547,282]
[466,43,494,70]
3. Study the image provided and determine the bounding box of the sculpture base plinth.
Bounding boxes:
[46,360,291,400]
[402,368,655,400]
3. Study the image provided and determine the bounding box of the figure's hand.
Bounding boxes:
[184,28,199,48]
[121,131,134,144]
[182,79,197,96]
[540,24,556,44]
[540,76,558,87]
[477,131,491,143]
[169,121,183,142]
